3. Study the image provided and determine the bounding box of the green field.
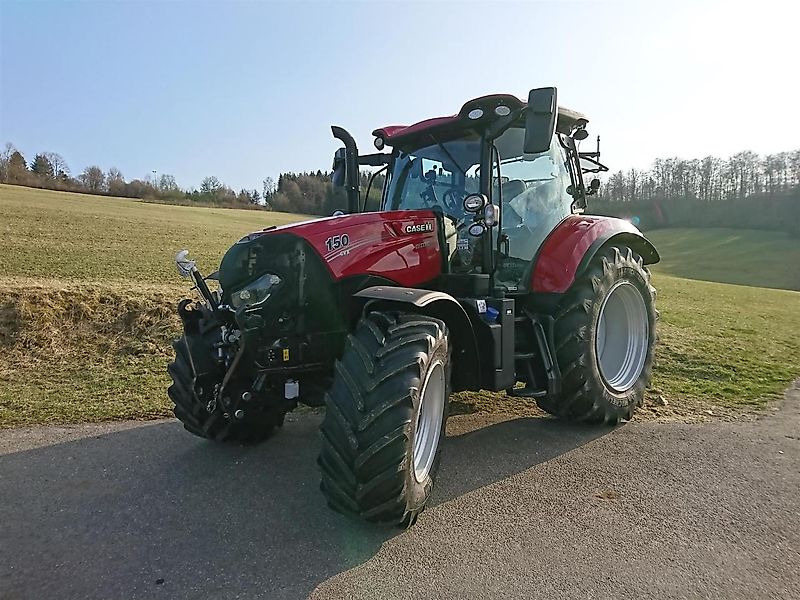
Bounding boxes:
[2,184,799,427]
[647,227,800,291]
[0,184,304,285]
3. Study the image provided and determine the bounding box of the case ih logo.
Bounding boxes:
[404,222,434,234]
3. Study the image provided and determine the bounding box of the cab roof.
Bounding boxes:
[372,93,588,147]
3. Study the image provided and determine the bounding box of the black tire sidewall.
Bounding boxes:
[404,334,450,515]
[585,253,656,413]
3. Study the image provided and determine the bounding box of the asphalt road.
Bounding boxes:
[1,385,798,600]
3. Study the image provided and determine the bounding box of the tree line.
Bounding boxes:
[263,171,385,215]
[0,143,263,207]
[3,140,798,236]
[0,141,389,214]
[590,149,800,236]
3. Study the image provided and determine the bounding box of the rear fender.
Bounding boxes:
[353,286,481,392]
[530,215,659,294]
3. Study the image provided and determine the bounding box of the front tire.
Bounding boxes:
[537,245,657,424]
[318,311,451,527]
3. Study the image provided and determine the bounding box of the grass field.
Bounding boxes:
[2,184,799,427]
[0,185,304,285]
[647,228,800,291]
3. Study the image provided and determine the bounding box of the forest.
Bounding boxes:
[592,149,800,236]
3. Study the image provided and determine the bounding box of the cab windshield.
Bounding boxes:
[384,127,575,286]
[385,136,481,219]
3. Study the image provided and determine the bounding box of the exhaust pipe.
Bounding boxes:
[331,126,360,214]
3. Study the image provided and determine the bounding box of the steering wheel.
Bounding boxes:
[442,188,463,213]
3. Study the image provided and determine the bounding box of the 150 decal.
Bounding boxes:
[325,233,350,252]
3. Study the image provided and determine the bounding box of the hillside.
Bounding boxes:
[0,184,303,285]
[647,228,800,291]
[1,185,799,427]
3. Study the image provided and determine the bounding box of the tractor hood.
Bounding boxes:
[218,210,445,296]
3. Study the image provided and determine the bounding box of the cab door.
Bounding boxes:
[492,129,575,288]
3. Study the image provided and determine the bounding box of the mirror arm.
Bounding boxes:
[578,153,610,174]
[358,153,391,167]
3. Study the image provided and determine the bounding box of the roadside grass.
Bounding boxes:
[1,185,799,426]
[646,227,800,291]
[3,272,797,427]
[648,275,799,405]
[0,279,181,427]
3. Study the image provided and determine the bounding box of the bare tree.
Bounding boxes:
[80,165,106,192]
[158,174,178,192]
[0,143,16,182]
[263,176,276,199]
[200,176,222,195]
[43,152,69,178]
[106,167,125,195]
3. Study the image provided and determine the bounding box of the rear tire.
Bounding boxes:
[318,311,450,527]
[537,245,656,424]
[168,302,282,443]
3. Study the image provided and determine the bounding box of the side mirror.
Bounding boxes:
[523,87,557,154]
[588,178,601,195]
[573,129,589,141]
[331,147,346,187]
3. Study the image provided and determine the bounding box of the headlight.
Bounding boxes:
[230,273,281,309]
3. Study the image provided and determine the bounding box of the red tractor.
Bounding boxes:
[169,87,658,526]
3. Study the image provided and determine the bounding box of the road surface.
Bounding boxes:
[1,385,798,599]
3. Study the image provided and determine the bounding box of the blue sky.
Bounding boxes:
[1,0,797,192]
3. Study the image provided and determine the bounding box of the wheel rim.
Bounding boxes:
[595,281,649,392]
[413,361,445,482]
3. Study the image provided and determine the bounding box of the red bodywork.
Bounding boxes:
[373,94,526,146]
[531,215,651,293]
[257,210,442,287]
[251,212,653,295]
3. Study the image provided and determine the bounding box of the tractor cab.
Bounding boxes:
[334,89,606,292]
[382,126,575,288]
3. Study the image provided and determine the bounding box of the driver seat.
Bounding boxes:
[499,179,526,227]
[501,179,526,203]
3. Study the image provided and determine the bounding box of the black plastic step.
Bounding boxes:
[506,386,547,399]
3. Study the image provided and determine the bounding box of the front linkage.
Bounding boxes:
[170,255,296,442]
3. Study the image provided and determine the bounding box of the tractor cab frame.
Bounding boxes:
[335,90,612,294]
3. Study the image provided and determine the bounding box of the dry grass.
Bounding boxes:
[0,278,183,427]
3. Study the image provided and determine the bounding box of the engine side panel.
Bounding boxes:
[238,210,442,288]
[530,215,658,293]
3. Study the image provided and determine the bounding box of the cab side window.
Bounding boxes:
[494,132,574,263]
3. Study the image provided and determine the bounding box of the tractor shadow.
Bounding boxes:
[434,415,611,506]
[0,413,614,600]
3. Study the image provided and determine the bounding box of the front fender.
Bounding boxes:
[354,286,481,392]
[530,215,659,294]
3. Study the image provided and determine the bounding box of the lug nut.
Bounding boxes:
[241,391,252,401]
[234,409,245,419]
